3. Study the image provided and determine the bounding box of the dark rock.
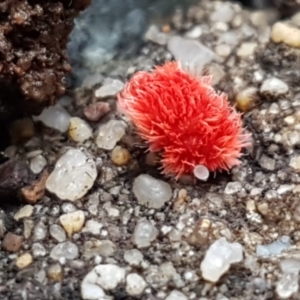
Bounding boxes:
[0,159,34,202]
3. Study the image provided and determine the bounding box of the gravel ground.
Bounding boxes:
[1,1,300,299]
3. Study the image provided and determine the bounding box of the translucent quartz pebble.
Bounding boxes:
[200,237,243,282]
[46,148,97,201]
[33,104,71,132]
[193,165,209,181]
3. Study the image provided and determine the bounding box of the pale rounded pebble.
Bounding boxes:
[257,202,268,215]
[235,87,258,112]
[103,203,120,218]
[46,148,97,201]
[193,165,209,181]
[124,249,143,266]
[61,203,77,213]
[47,263,63,281]
[210,2,235,23]
[83,264,125,291]
[271,22,300,48]
[16,253,33,269]
[224,182,242,195]
[96,119,127,150]
[23,219,34,239]
[69,117,93,143]
[185,25,202,39]
[111,146,131,166]
[81,271,107,300]
[276,273,299,299]
[84,240,116,258]
[259,155,275,171]
[132,219,159,248]
[215,44,231,57]
[50,241,79,261]
[167,36,220,74]
[133,174,172,209]
[50,224,67,242]
[126,273,147,296]
[95,78,124,98]
[289,156,300,172]
[59,210,85,237]
[30,155,47,174]
[236,42,257,57]
[32,243,46,257]
[280,258,300,274]
[144,24,169,45]
[14,205,34,221]
[260,77,288,97]
[33,222,47,241]
[165,290,188,300]
[82,220,103,235]
[32,104,71,133]
[35,269,46,284]
[200,237,243,282]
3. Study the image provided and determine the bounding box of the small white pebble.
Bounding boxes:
[193,165,209,181]
[30,155,47,174]
[126,273,147,296]
[96,119,127,150]
[46,148,97,201]
[32,104,71,133]
[69,117,93,143]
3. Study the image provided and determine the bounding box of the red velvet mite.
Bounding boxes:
[117,61,251,180]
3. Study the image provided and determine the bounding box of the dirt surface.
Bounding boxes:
[1,1,300,300]
[0,0,90,126]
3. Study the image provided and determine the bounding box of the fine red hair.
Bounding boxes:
[118,61,251,179]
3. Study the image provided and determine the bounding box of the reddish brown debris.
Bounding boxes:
[2,232,23,252]
[84,102,111,122]
[21,170,49,204]
[0,0,90,118]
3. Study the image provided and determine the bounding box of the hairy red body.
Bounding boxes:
[118,61,251,179]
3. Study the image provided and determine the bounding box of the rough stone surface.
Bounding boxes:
[260,77,289,98]
[14,205,34,220]
[50,241,79,261]
[95,119,127,150]
[133,174,172,209]
[59,210,85,237]
[126,273,147,296]
[68,117,93,142]
[200,237,244,282]
[33,104,71,133]
[95,78,124,98]
[82,264,125,291]
[165,290,188,300]
[167,36,220,73]
[133,219,159,248]
[256,236,291,257]
[46,148,97,201]
[271,22,300,48]
[15,253,33,269]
